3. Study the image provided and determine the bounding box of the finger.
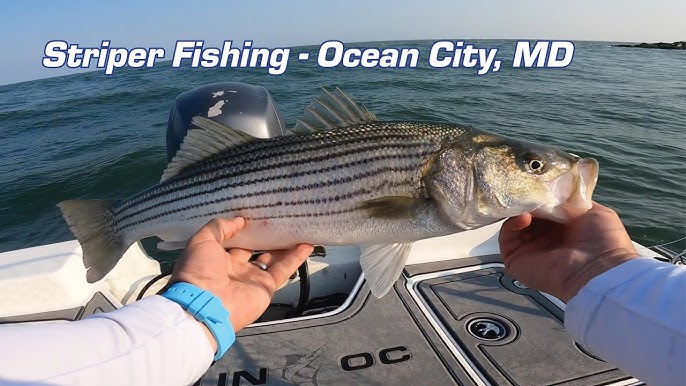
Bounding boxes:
[590,201,610,212]
[508,213,532,231]
[255,244,314,286]
[584,202,623,226]
[590,201,619,215]
[191,217,246,245]
[227,248,253,262]
[498,213,532,243]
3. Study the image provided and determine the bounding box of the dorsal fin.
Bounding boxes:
[290,88,377,134]
[160,116,256,182]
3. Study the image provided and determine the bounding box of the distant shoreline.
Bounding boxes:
[612,41,685,50]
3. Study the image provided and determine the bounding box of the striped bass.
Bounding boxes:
[58,88,599,297]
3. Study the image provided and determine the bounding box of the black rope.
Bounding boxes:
[136,256,312,319]
[293,261,310,316]
[136,272,171,301]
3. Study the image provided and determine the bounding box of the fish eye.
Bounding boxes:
[524,155,546,173]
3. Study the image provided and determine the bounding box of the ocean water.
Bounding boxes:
[0,40,684,255]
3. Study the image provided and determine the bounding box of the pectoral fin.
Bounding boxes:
[359,242,413,298]
[360,196,423,219]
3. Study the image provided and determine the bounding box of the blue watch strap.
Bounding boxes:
[162,282,235,361]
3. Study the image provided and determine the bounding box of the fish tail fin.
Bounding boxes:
[57,199,127,283]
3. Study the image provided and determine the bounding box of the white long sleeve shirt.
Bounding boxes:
[565,258,686,386]
[0,296,213,385]
[0,258,684,386]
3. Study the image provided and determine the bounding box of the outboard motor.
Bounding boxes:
[166,82,287,160]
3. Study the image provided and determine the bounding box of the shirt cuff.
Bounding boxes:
[564,258,663,346]
[112,295,215,369]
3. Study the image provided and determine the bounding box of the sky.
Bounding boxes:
[0,0,683,85]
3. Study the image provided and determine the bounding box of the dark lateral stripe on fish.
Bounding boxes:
[115,144,434,223]
[116,161,420,230]
[181,124,452,177]
[245,206,367,221]
[186,179,410,220]
[114,130,440,214]
[115,144,427,223]
[115,148,427,226]
[152,127,425,179]
[116,163,420,231]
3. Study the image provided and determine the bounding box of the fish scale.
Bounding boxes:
[114,124,462,216]
[115,123,463,246]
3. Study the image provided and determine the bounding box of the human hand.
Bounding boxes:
[499,202,640,302]
[168,218,314,351]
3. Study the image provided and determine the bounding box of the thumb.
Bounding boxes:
[263,244,315,288]
[499,213,532,243]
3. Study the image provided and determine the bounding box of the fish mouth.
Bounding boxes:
[534,157,599,222]
[575,157,599,207]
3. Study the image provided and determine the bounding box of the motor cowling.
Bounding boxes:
[166,82,286,160]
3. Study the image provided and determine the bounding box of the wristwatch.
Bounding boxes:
[161,282,236,361]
